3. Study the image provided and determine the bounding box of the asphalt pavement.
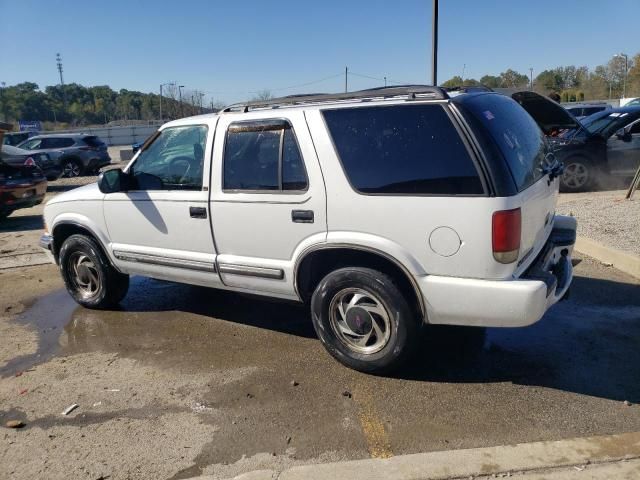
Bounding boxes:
[1,253,639,479]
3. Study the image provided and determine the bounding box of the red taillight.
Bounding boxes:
[492,208,521,264]
[23,157,36,167]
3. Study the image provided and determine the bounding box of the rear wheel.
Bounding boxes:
[311,267,419,374]
[560,158,594,192]
[59,234,129,308]
[62,159,83,178]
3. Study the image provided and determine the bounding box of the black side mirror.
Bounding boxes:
[98,168,129,193]
[616,129,632,142]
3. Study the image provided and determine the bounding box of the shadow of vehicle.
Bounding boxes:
[0,214,44,233]
[399,274,640,403]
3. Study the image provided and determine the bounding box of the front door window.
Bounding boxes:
[131,125,208,190]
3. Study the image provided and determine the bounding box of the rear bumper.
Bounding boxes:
[420,215,577,327]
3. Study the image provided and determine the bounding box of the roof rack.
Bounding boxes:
[221,85,449,113]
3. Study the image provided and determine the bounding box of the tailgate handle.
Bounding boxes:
[189,206,207,219]
[292,210,314,223]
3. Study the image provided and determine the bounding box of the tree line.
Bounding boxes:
[2,52,639,130]
[0,82,221,130]
[441,53,640,102]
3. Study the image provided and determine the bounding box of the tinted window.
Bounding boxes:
[630,122,640,135]
[322,104,483,195]
[458,94,546,191]
[223,122,308,192]
[131,125,207,190]
[582,107,605,116]
[19,138,41,150]
[282,129,308,190]
[82,136,105,147]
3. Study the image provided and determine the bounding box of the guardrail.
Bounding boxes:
[42,124,161,146]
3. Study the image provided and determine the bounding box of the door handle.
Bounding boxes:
[190,206,207,219]
[291,210,314,223]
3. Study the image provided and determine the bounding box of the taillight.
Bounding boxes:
[24,157,36,167]
[492,208,521,264]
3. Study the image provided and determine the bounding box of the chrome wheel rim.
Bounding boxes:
[63,161,81,177]
[562,162,589,188]
[329,288,392,354]
[69,252,100,298]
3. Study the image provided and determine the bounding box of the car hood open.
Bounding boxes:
[510,91,582,135]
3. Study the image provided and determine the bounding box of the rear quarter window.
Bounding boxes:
[322,104,484,195]
[457,94,546,192]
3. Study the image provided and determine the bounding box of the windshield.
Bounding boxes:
[581,111,617,135]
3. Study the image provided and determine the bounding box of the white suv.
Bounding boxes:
[40,86,576,373]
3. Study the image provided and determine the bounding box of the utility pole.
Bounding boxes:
[56,53,66,108]
[384,76,387,87]
[461,64,466,81]
[345,66,348,93]
[178,85,184,118]
[431,0,439,86]
[529,68,534,91]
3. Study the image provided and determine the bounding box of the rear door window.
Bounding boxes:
[457,94,546,192]
[223,120,308,192]
[322,104,483,195]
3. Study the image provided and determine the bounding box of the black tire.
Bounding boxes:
[560,158,594,192]
[59,234,129,308]
[61,158,84,178]
[311,267,419,374]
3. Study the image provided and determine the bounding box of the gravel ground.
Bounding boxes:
[557,189,640,257]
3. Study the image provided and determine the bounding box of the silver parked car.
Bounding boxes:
[18,134,111,178]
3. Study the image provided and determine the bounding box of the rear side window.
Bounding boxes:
[82,136,105,147]
[582,107,605,116]
[322,104,483,195]
[223,120,308,192]
[458,94,546,192]
[41,137,75,148]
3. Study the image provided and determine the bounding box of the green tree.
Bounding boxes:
[480,75,501,88]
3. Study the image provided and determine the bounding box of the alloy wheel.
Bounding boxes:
[562,162,589,189]
[63,161,82,177]
[329,288,392,354]
[69,252,100,298]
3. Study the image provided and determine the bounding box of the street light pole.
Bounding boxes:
[616,53,629,99]
[529,68,534,91]
[179,85,185,118]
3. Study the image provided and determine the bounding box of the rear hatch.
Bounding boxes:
[456,93,558,269]
[82,136,108,155]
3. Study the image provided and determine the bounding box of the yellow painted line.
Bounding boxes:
[354,384,393,459]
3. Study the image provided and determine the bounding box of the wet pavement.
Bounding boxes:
[1,255,640,479]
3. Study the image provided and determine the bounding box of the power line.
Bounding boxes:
[201,73,343,96]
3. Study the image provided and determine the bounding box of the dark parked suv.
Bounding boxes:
[18,134,111,177]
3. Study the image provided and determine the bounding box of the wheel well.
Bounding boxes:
[52,223,110,264]
[296,247,424,319]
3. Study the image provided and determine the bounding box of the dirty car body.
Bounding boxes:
[40,86,576,373]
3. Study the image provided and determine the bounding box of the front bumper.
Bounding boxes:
[420,215,577,327]
[39,233,56,264]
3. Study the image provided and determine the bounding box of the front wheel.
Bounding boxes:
[311,267,419,374]
[560,159,594,192]
[59,234,129,308]
[61,159,83,178]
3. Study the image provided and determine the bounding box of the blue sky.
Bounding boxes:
[2,0,639,104]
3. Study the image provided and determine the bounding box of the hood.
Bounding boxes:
[581,108,640,139]
[511,91,582,135]
[46,182,103,205]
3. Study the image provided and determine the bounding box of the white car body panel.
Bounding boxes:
[41,94,576,329]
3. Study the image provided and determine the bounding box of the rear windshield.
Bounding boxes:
[458,94,546,192]
[322,104,483,195]
[82,136,104,147]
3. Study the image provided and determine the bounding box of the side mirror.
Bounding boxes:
[616,129,632,142]
[98,168,129,193]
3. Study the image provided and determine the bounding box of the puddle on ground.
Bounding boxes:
[0,289,78,377]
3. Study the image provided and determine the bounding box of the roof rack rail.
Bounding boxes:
[221,85,449,113]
